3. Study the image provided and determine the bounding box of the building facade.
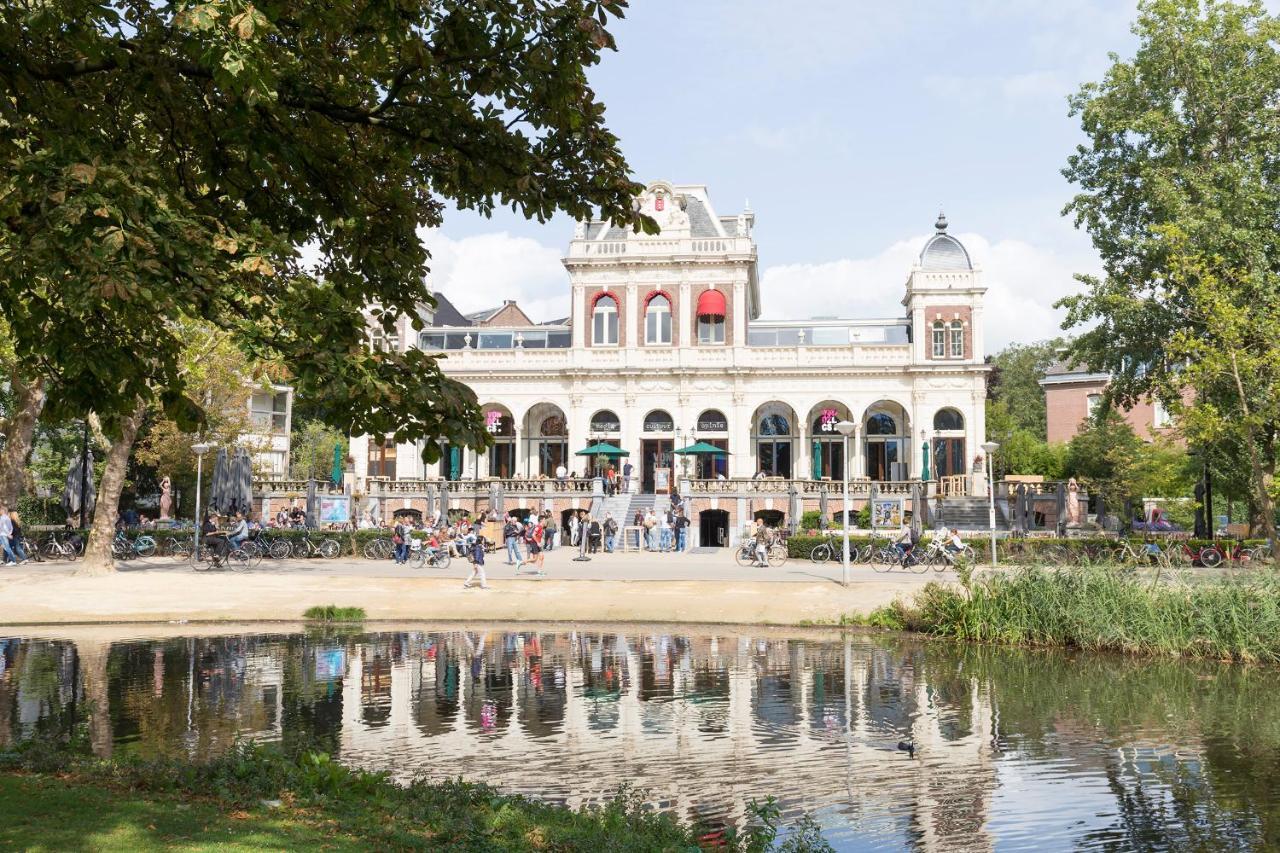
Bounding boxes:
[333,182,990,540]
[1041,361,1175,444]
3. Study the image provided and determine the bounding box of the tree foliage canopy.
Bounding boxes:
[1059,0,1280,543]
[0,0,649,455]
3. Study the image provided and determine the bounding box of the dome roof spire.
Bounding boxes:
[935,210,948,232]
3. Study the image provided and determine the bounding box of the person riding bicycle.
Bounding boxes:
[202,513,230,567]
[944,528,964,561]
[893,521,916,565]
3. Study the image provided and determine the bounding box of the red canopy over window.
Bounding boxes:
[696,289,726,317]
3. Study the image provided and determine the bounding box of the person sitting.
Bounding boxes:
[425,531,442,564]
[202,514,229,567]
[945,528,964,559]
[227,512,249,551]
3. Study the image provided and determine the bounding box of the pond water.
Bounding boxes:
[1,624,1277,851]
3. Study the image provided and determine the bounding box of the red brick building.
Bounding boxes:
[1040,360,1176,444]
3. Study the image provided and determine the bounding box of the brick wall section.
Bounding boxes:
[640,289,678,346]
[584,287,625,347]
[692,286,732,345]
[1044,381,1184,444]
[924,306,973,360]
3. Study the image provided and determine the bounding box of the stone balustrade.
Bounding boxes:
[683,478,919,497]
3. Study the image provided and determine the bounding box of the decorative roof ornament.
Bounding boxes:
[935,210,948,232]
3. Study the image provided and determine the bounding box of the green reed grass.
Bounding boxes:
[302,605,367,622]
[884,567,1280,662]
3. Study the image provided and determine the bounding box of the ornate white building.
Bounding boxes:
[338,182,989,542]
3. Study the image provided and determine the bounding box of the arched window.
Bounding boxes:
[697,409,728,432]
[590,410,621,432]
[643,410,674,432]
[759,414,791,436]
[866,413,897,436]
[931,321,946,358]
[933,408,964,431]
[949,321,964,358]
[593,295,618,346]
[645,294,672,344]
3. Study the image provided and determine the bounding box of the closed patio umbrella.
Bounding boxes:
[62,449,96,523]
[210,447,230,515]
[233,448,254,516]
[819,486,829,526]
[305,478,318,529]
[425,485,436,520]
[331,440,344,487]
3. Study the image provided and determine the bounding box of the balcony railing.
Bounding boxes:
[683,478,919,496]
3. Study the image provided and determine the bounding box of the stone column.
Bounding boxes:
[852,424,866,479]
[797,422,811,482]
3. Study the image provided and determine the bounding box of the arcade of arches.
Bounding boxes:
[428,400,968,489]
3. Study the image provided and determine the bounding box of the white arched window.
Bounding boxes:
[932,321,946,358]
[645,294,672,344]
[949,321,964,358]
[593,295,618,346]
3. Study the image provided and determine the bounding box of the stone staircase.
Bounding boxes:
[935,496,1011,531]
[601,492,671,525]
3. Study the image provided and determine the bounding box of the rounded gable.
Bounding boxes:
[919,212,972,270]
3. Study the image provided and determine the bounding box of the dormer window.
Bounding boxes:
[593,295,618,346]
[645,294,672,344]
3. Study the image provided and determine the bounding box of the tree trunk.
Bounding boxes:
[77,400,148,576]
[0,372,46,507]
[76,639,113,758]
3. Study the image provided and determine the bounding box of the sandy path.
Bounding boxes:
[0,567,923,627]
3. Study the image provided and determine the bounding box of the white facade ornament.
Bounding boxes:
[737,212,748,237]
[463,332,472,349]
[514,332,524,349]
[573,219,586,240]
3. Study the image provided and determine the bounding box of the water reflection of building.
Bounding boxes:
[332,631,1000,849]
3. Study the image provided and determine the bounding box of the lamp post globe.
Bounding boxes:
[835,420,856,587]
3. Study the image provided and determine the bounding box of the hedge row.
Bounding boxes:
[784,534,1271,563]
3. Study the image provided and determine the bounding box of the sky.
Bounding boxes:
[422,0,1158,353]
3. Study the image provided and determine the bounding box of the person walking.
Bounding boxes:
[503,514,524,569]
[588,515,603,553]
[674,508,689,552]
[542,512,557,553]
[463,534,490,589]
[0,503,15,566]
[622,460,633,493]
[603,512,618,553]
[7,509,30,565]
[523,519,546,575]
[569,512,580,548]
[392,516,410,564]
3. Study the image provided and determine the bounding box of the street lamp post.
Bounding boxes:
[836,420,857,587]
[981,440,999,566]
[191,442,213,561]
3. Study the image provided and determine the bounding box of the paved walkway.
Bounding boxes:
[0,548,959,627]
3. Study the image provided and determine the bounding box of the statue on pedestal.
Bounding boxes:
[1066,477,1083,526]
[158,476,172,520]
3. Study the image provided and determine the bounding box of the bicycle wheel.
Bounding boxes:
[432,552,452,570]
[269,539,293,560]
[735,546,755,567]
[226,549,249,572]
[171,538,194,560]
[870,547,895,573]
[1199,547,1223,569]
[319,539,340,560]
[962,545,977,563]
[810,543,832,564]
[767,544,788,567]
[362,540,382,560]
[134,536,157,558]
[908,551,930,574]
[40,540,63,560]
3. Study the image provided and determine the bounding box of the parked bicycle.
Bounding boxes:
[111,529,157,560]
[290,530,341,560]
[363,536,395,560]
[39,530,83,561]
[409,538,451,569]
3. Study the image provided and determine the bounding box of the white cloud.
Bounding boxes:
[759,232,1098,353]
[419,229,569,323]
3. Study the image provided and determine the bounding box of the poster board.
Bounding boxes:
[871,497,903,529]
[654,467,671,495]
[318,495,350,525]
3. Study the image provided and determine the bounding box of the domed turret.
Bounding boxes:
[919,211,972,271]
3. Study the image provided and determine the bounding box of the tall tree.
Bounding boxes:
[0,0,651,572]
[1058,0,1280,548]
[986,338,1065,438]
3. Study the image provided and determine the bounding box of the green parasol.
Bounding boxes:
[575,442,630,457]
[921,440,931,481]
[673,441,729,456]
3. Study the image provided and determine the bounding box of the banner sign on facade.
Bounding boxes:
[319,495,350,525]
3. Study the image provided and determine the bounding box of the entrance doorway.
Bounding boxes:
[699,510,729,547]
[641,439,674,493]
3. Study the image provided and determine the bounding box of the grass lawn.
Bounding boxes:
[0,773,368,852]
